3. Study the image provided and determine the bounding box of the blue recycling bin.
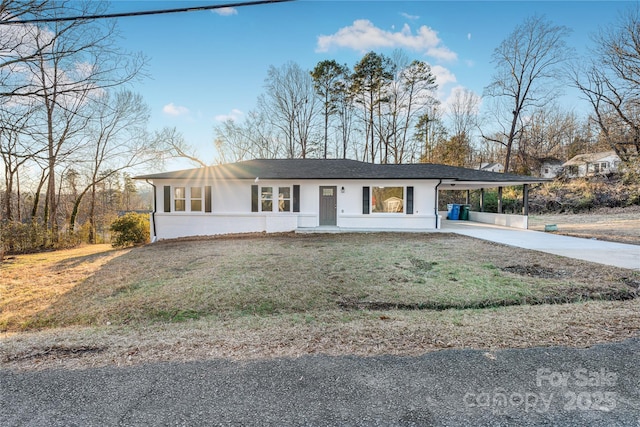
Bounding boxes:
[449,204,460,220]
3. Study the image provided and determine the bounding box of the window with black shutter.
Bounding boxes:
[204,186,212,213]
[362,186,370,214]
[293,185,300,212]
[163,186,171,212]
[251,185,259,212]
[407,186,414,214]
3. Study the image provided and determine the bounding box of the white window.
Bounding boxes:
[279,187,291,212]
[174,187,186,211]
[261,187,273,212]
[191,187,202,211]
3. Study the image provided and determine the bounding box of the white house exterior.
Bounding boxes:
[539,159,564,179]
[563,151,622,178]
[135,159,546,240]
[475,162,504,173]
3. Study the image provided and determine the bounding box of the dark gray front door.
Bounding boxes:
[319,186,337,226]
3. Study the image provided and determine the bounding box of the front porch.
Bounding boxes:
[295,211,530,234]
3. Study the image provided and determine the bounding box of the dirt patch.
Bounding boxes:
[502,264,569,279]
[3,345,107,363]
[2,299,639,371]
[621,277,640,289]
[337,286,638,311]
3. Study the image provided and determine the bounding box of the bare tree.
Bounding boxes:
[515,106,582,173]
[68,90,153,242]
[158,127,207,168]
[214,109,284,163]
[570,5,640,168]
[0,103,43,221]
[483,15,571,172]
[0,1,60,97]
[10,1,145,241]
[382,57,438,164]
[448,88,480,140]
[446,87,480,166]
[261,62,319,158]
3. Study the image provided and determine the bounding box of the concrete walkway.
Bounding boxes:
[441,219,640,271]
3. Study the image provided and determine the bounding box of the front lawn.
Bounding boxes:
[1,233,638,370]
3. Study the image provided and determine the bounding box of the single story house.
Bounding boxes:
[475,162,504,173]
[539,158,564,179]
[135,159,547,240]
[563,151,621,178]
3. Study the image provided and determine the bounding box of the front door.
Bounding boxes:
[319,186,337,226]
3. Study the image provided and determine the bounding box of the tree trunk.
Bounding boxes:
[31,170,47,220]
[504,111,519,173]
[89,183,97,244]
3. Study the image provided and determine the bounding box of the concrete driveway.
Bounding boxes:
[441,220,640,271]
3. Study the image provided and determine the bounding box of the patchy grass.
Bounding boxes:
[3,233,638,330]
[0,245,129,331]
[1,233,639,370]
[529,206,640,245]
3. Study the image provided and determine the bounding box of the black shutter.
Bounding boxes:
[251,185,259,212]
[362,186,370,214]
[204,186,212,213]
[163,186,171,212]
[407,186,414,214]
[293,185,300,212]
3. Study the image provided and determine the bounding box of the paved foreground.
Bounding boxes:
[2,338,639,426]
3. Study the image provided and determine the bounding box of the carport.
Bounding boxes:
[436,175,548,229]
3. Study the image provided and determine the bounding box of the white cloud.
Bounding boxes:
[74,62,95,80]
[316,19,457,62]
[215,108,244,122]
[467,33,472,41]
[163,103,190,117]
[214,7,237,16]
[400,12,420,21]
[443,85,482,114]
[431,65,457,87]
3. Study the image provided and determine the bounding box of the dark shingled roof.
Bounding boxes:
[135,158,546,184]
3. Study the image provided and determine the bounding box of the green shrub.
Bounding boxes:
[0,221,55,254]
[110,213,150,248]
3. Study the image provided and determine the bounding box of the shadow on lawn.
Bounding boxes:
[51,247,124,271]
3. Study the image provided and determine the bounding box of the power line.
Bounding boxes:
[0,0,295,24]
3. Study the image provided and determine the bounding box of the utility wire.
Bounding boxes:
[0,0,295,24]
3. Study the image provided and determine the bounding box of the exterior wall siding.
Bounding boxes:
[150,178,439,239]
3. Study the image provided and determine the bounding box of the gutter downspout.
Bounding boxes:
[434,179,442,229]
[145,179,158,242]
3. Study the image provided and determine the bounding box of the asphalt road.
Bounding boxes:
[2,337,639,426]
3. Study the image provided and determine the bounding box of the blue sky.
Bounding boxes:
[106,1,632,165]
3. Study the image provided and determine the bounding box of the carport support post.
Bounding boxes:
[479,188,484,212]
[465,190,470,205]
[497,186,503,214]
[522,184,529,215]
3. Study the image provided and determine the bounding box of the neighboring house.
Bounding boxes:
[563,151,622,178]
[476,162,504,173]
[135,159,545,240]
[539,158,564,179]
